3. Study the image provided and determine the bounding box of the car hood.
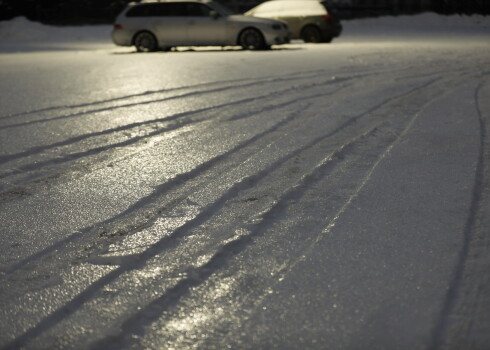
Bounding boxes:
[228,14,285,26]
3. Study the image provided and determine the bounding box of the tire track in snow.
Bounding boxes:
[1,63,421,197]
[0,69,364,128]
[0,77,304,129]
[431,78,490,350]
[139,74,476,350]
[0,74,350,165]
[1,82,351,278]
[89,74,456,350]
[0,100,309,278]
[0,71,319,121]
[0,74,443,280]
[0,64,409,122]
[90,131,382,350]
[0,67,434,181]
[1,74,456,349]
[0,76,356,200]
[4,116,384,350]
[0,65,434,179]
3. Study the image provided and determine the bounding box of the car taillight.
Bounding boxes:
[114,24,123,30]
[322,14,332,21]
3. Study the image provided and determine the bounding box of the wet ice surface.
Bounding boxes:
[0,14,490,349]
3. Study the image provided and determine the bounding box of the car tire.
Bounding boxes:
[133,31,158,52]
[239,28,266,50]
[301,26,323,43]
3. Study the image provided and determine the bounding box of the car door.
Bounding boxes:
[151,3,188,46]
[184,3,227,45]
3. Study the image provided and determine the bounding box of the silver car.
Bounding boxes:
[245,0,342,43]
[112,0,290,52]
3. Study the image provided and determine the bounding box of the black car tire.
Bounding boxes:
[239,28,266,50]
[134,31,158,52]
[301,25,323,43]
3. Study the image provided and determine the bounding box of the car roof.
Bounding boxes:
[139,0,213,3]
[265,0,323,1]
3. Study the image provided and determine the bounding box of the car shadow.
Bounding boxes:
[110,46,305,55]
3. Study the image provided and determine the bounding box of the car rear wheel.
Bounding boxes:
[301,26,323,43]
[239,28,266,50]
[134,31,158,52]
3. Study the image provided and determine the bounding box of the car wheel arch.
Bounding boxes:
[237,26,267,50]
[132,30,159,52]
[300,24,323,43]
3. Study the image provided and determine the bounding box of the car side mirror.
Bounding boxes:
[210,10,220,19]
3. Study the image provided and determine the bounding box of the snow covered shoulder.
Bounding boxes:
[0,13,490,52]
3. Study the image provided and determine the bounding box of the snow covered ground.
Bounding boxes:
[0,13,489,349]
[1,12,489,52]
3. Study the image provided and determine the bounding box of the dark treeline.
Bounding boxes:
[0,0,130,24]
[0,0,488,25]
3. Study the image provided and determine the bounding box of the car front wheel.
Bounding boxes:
[134,31,158,52]
[239,28,266,50]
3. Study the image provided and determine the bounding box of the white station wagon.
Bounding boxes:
[112,0,290,52]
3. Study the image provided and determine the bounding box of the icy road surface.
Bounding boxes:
[1,15,490,349]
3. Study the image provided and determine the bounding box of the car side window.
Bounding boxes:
[126,4,152,17]
[163,3,183,16]
[152,4,171,16]
[126,3,169,17]
[126,1,216,18]
[183,3,212,17]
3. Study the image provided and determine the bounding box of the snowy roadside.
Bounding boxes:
[0,13,489,53]
[0,17,113,52]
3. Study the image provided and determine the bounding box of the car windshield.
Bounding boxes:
[208,1,235,16]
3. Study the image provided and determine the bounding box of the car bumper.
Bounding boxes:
[262,28,291,46]
[111,29,133,47]
[322,22,342,38]
[274,34,290,45]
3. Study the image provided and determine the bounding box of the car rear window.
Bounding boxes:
[126,3,164,17]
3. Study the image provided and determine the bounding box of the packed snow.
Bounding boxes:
[0,13,489,350]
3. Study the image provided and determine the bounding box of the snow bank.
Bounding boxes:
[347,12,490,28]
[0,13,489,52]
[0,16,112,42]
[0,17,112,52]
[343,12,490,40]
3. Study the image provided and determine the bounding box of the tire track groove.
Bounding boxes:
[430,77,490,350]
[4,112,385,350]
[0,70,363,129]
[0,75,441,279]
[2,74,456,349]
